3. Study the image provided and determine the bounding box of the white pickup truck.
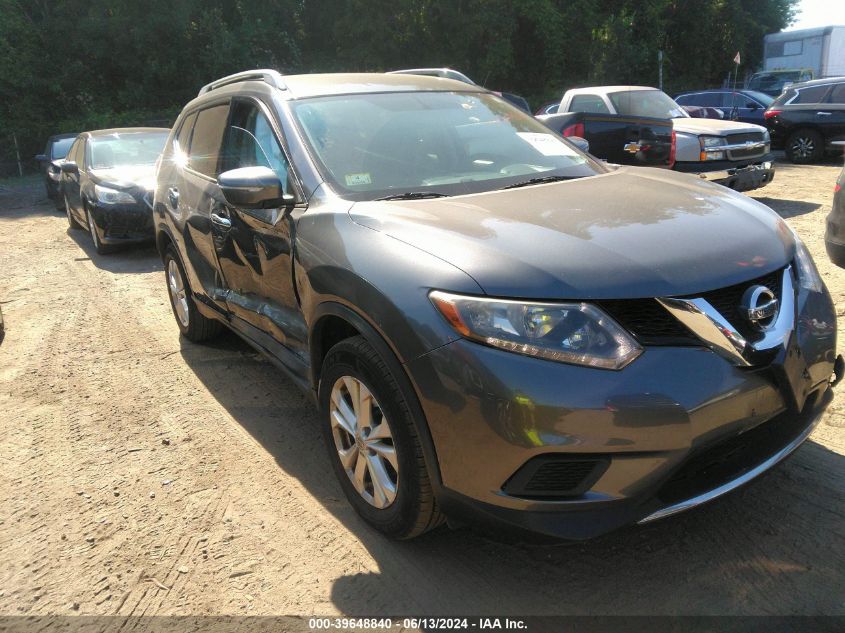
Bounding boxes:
[543,85,775,192]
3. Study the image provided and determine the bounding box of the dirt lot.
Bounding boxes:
[1,158,844,619]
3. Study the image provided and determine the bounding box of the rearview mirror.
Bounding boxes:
[218,166,294,209]
[567,136,590,153]
[60,161,79,174]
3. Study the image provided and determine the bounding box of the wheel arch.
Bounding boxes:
[310,302,444,491]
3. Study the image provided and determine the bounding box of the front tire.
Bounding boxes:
[785,129,823,163]
[65,195,82,229]
[86,204,114,254]
[319,336,442,539]
[163,245,223,342]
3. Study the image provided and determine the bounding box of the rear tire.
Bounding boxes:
[785,129,823,163]
[318,335,443,539]
[163,245,223,342]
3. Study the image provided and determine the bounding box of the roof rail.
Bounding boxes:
[198,69,287,97]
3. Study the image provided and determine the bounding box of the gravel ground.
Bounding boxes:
[0,157,843,620]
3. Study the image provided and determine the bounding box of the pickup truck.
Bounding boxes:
[539,85,774,192]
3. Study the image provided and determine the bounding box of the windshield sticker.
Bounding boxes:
[345,173,372,186]
[516,133,577,157]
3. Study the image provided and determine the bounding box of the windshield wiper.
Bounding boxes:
[501,175,579,190]
[374,192,450,201]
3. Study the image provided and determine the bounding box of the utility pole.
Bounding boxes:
[12,132,23,178]
[658,50,664,91]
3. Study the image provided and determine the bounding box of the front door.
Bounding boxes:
[212,98,308,364]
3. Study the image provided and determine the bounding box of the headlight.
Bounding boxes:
[791,230,823,292]
[430,291,642,370]
[95,184,135,205]
[699,136,726,161]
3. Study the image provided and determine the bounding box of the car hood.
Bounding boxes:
[348,167,794,299]
[90,164,157,190]
[672,117,767,136]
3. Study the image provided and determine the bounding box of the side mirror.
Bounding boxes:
[218,166,294,209]
[60,161,79,175]
[747,102,759,110]
[567,136,590,153]
[35,154,47,162]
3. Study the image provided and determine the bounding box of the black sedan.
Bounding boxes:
[763,77,845,163]
[60,128,168,254]
[35,132,78,209]
[675,89,774,125]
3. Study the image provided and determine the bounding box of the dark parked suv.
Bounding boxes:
[155,70,841,540]
[764,77,845,163]
[35,132,78,208]
[61,128,168,253]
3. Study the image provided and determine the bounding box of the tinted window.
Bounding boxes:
[827,83,845,104]
[743,91,774,107]
[175,111,197,154]
[680,93,723,107]
[569,94,610,114]
[792,85,829,104]
[221,100,293,194]
[189,104,230,178]
[772,89,797,106]
[51,137,75,160]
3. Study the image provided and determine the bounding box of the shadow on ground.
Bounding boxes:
[753,197,822,219]
[178,332,845,615]
[67,228,161,274]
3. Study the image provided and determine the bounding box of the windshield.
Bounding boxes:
[291,91,602,200]
[50,137,75,159]
[87,131,168,170]
[743,90,774,107]
[609,90,687,119]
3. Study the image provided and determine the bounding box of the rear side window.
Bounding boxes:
[175,111,197,155]
[189,104,230,178]
[569,94,610,114]
[791,85,829,104]
[827,83,845,105]
[684,93,723,107]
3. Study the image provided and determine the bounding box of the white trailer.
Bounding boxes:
[763,26,845,78]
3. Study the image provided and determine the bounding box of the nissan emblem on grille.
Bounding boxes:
[740,285,779,330]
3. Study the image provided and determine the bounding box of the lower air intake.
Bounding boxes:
[503,456,609,499]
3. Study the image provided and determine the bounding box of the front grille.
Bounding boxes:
[502,456,609,499]
[695,267,784,342]
[726,132,766,160]
[598,299,697,345]
[656,393,817,505]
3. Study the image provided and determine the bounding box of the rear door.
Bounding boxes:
[821,82,845,147]
[212,97,308,365]
[175,102,232,311]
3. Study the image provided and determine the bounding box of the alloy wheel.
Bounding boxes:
[167,259,190,328]
[329,375,398,509]
[790,136,815,160]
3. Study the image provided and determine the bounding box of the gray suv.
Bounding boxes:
[154,70,842,540]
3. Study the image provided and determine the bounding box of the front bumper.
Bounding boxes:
[406,284,838,540]
[89,201,154,244]
[675,158,775,192]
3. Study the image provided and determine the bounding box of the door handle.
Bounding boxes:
[210,212,232,229]
[817,111,832,116]
[167,187,179,209]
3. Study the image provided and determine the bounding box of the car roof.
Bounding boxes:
[83,127,171,137]
[566,86,656,96]
[788,76,845,90]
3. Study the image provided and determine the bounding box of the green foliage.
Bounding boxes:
[0,0,797,175]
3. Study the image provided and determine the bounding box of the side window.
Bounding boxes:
[188,104,230,178]
[826,83,845,105]
[569,94,610,114]
[792,86,829,104]
[221,100,293,194]
[175,111,197,155]
[675,95,691,105]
